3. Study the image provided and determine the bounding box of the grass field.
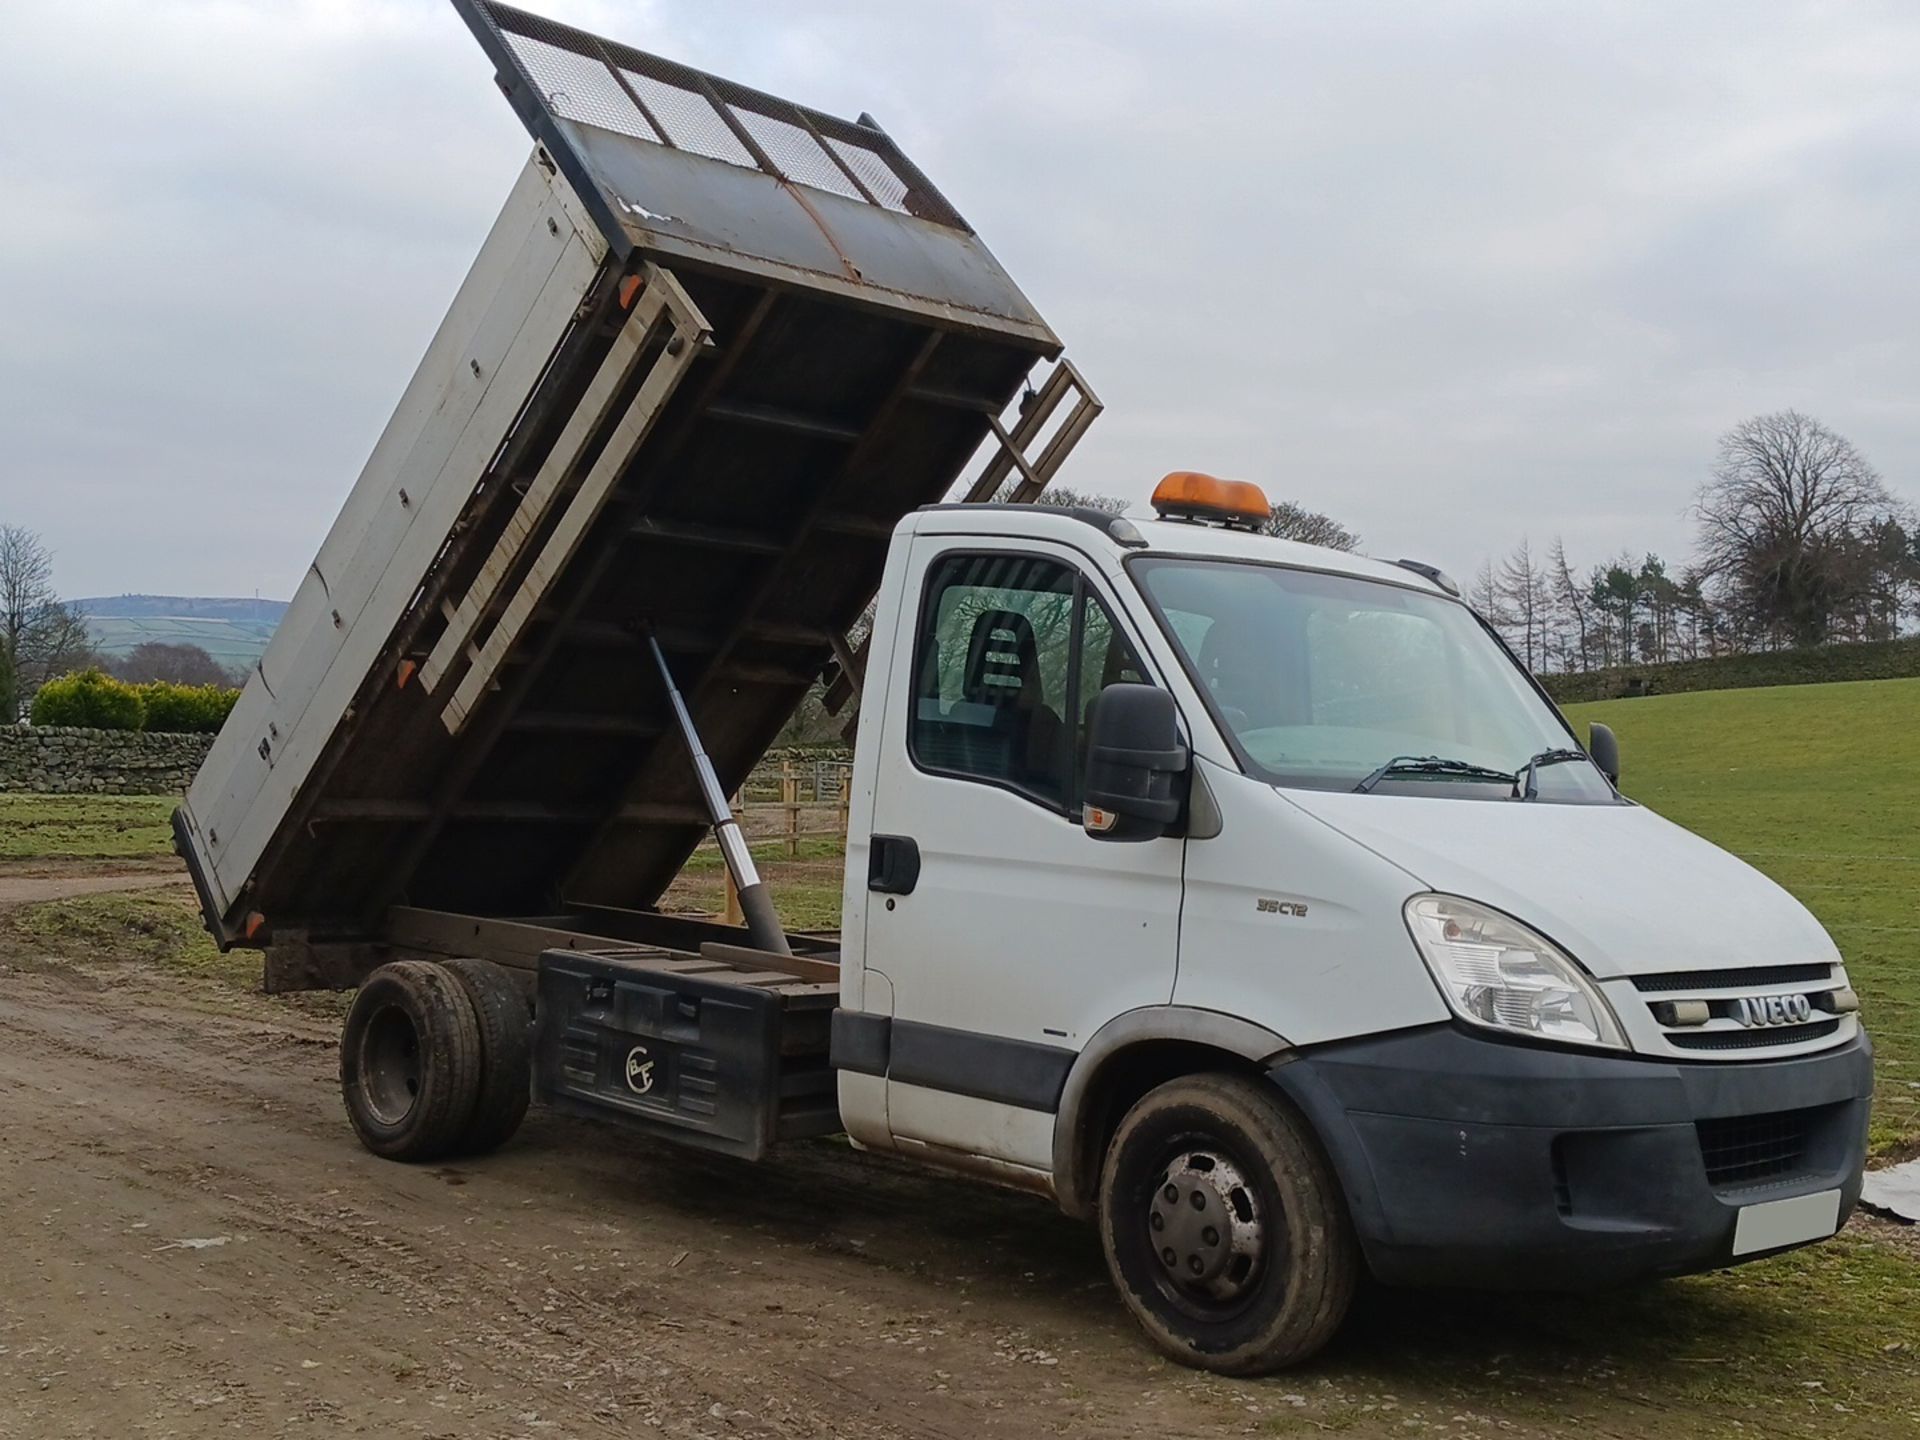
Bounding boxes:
[668,834,845,930]
[1566,676,1920,1159]
[0,793,174,860]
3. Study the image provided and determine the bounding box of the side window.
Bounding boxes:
[909,553,1151,811]
[911,554,1076,805]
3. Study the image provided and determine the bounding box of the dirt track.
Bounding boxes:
[2,868,1916,1440]
[0,870,184,907]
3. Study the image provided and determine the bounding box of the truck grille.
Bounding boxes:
[1696,1105,1831,1190]
[1667,1018,1841,1052]
[1623,962,1853,1059]
[1633,962,1832,995]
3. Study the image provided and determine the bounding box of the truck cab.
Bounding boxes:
[829,476,1871,1371]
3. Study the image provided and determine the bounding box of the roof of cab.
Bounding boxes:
[905,503,1455,598]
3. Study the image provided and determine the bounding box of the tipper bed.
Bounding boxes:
[175,0,1097,977]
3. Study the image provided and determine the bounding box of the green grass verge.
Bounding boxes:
[5,890,260,988]
[1330,1225,1920,1437]
[678,834,846,871]
[1567,676,1920,1158]
[670,871,843,931]
[672,835,845,931]
[1543,635,1920,704]
[0,793,176,859]
[1,888,351,1017]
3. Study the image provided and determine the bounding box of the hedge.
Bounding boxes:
[29,669,239,733]
[135,680,240,733]
[1540,636,1920,704]
[30,669,147,730]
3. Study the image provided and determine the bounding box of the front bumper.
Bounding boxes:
[1269,1024,1873,1290]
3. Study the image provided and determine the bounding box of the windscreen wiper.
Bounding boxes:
[1518,747,1594,800]
[1353,755,1519,794]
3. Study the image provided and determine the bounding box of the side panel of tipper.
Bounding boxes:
[180,158,608,922]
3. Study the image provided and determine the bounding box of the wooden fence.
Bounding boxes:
[699,758,852,926]
[732,757,852,856]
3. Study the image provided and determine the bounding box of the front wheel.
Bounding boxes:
[1097,1073,1357,1374]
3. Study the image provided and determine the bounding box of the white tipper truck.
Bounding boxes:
[175,1,1873,1374]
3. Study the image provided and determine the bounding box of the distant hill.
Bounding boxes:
[73,595,289,624]
[73,595,290,672]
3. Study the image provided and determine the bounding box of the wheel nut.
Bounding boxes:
[1190,1191,1206,1211]
[1149,1212,1164,1231]
[1163,1184,1178,1203]
[1188,1255,1204,1274]
[1202,1226,1219,1246]
[1161,1247,1176,1267]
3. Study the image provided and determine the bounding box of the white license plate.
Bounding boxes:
[1732,1189,1842,1256]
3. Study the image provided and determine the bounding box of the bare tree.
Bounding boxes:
[1546,537,1593,672]
[1034,487,1128,515]
[1498,538,1549,670]
[0,525,97,719]
[1469,558,1507,629]
[1694,411,1904,647]
[0,525,53,701]
[28,605,100,678]
[110,641,232,687]
[1262,502,1359,551]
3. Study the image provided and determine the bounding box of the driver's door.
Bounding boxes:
[862,536,1185,1171]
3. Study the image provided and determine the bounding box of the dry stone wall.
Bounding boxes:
[0,726,213,795]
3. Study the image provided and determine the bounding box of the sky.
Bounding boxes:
[2,0,1918,601]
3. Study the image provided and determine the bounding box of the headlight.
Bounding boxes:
[1404,894,1626,1050]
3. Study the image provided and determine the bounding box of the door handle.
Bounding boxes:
[868,834,920,895]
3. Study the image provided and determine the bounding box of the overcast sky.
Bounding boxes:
[3,0,1917,601]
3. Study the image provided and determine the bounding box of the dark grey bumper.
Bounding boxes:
[1268,1025,1873,1290]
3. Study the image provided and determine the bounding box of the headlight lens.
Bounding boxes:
[1404,894,1626,1050]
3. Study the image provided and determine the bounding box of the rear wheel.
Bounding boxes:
[1097,1073,1357,1374]
[340,961,482,1162]
[444,958,532,1155]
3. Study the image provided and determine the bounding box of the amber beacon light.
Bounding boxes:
[1149,471,1271,529]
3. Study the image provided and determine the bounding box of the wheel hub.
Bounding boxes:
[362,1005,424,1125]
[1147,1150,1264,1303]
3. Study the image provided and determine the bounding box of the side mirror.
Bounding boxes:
[1588,722,1620,787]
[1083,683,1188,841]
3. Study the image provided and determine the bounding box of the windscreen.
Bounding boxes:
[1132,557,1614,802]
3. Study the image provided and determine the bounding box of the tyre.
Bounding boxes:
[1097,1072,1357,1374]
[443,957,532,1155]
[339,960,482,1162]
